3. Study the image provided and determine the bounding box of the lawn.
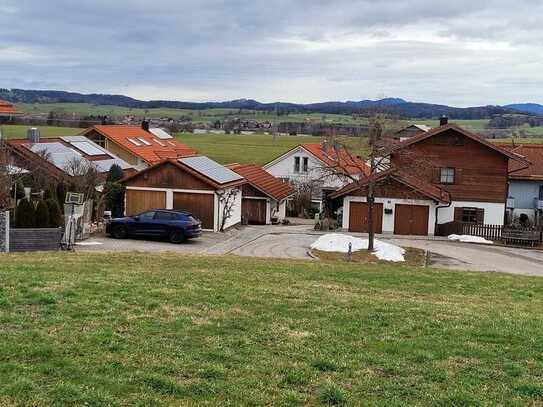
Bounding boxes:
[176,132,369,165]
[1,253,542,405]
[0,124,81,139]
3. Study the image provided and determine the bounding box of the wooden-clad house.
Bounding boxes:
[122,156,245,232]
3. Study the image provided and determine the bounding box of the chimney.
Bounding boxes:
[27,127,40,143]
[440,116,449,126]
[141,120,150,132]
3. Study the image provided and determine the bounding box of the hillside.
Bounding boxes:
[506,103,543,115]
[0,88,525,119]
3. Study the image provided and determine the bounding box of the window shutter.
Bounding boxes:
[476,208,484,224]
[454,207,463,222]
[455,168,462,185]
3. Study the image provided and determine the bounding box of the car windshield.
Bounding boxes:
[138,211,155,220]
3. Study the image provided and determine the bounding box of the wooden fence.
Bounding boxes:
[436,221,542,244]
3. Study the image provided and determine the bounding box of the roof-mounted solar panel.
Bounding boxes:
[149,128,173,139]
[179,156,243,184]
[71,141,106,156]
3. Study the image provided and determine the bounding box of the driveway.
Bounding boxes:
[77,225,543,277]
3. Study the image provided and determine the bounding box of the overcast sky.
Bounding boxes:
[1,0,541,106]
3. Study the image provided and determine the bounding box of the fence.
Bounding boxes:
[0,211,8,253]
[437,221,543,244]
[9,228,62,252]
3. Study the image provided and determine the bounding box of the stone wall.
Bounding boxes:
[0,211,9,253]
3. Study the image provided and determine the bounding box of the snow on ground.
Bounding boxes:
[310,233,405,262]
[448,234,493,245]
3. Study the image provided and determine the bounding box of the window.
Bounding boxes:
[302,157,309,173]
[154,211,178,220]
[294,156,300,173]
[138,138,152,146]
[137,211,155,220]
[539,185,543,200]
[127,137,142,146]
[461,208,477,223]
[440,167,455,184]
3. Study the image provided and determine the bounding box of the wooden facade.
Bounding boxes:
[390,128,509,203]
[126,162,214,190]
[242,199,267,224]
[125,190,166,215]
[349,202,383,233]
[394,204,429,236]
[173,192,214,229]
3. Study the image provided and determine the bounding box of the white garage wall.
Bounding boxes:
[342,195,438,235]
[219,186,243,231]
[437,201,505,225]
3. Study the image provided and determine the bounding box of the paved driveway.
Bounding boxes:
[78,226,543,277]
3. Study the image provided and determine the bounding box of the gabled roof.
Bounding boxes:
[0,99,18,115]
[265,142,369,176]
[503,144,543,181]
[227,163,294,201]
[80,125,197,165]
[391,123,524,161]
[7,136,135,177]
[122,157,246,190]
[398,124,431,133]
[329,169,451,203]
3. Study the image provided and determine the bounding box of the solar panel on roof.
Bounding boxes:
[179,156,243,184]
[71,141,105,156]
[149,128,173,139]
[25,142,90,175]
[60,136,90,143]
[93,159,133,173]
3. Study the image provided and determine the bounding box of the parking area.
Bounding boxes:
[77,225,543,277]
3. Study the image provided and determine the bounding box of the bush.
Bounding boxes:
[318,383,348,406]
[34,200,50,228]
[14,199,36,228]
[46,199,63,228]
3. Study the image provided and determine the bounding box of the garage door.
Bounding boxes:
[349,202,383,233]
[173,192,214,230]
[125,189,166,216]
[242,199,267,224]
[394,204,429,236]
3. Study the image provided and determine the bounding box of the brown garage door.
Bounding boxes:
[349,202,383,233]
[173,192,214,229]
[394,204,429,236]
[125,189,166,216]
[242,198,267,224]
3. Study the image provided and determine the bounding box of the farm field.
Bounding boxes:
[176,132,369,165]
[1,253,542,405]
[0,124,80,139]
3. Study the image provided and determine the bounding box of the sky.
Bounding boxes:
[1,0,542,106]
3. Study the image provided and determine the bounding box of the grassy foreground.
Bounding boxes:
[1,253,543,405]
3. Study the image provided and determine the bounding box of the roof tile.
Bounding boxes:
[228,163,294,201]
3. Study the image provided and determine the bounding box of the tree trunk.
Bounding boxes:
[367,181,375,251]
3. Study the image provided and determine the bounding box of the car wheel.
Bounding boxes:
[113,225,128,239]
[169,230,186,244]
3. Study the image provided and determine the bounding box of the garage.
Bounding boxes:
[125,189,166,215]
[394,204,429,236]
[173,192,215,230]
[348,202,383,233]
[242,198,267,224]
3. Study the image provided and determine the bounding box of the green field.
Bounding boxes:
[176,132,369,165]
[0,124,80,139]
[1,253,542,405]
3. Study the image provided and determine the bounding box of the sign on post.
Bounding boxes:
[65,192,85,205]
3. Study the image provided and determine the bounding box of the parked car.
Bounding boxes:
[106,209,202,243]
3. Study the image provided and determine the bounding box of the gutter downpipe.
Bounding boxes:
[434,195,452,237]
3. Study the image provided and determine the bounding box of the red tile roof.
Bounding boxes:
[0,99,18,115]
[503,144,543,181]
[301,143,370,176]
[330,168,451,203]
[227,163,294,201]
[81,125,197,165]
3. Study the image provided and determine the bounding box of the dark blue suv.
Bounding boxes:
[106,209,202,243]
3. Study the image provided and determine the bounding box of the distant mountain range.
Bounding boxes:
[1,88,542,120]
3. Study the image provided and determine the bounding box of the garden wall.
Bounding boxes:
[0,211,8,253]
[9,228,62,252]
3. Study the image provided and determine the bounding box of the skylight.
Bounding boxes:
[153,139,166,147]
[138,138,152,146]
[127,138,142,146]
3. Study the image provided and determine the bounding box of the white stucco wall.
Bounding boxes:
[342,196,438,235]
[436,201,505,225]
[219,186,243,231]
[511,208,537,222]
[276,200,287,220]
[264,147,352,190]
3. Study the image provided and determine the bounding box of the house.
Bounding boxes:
[331,121,525,236]
[391,124,431,141]
[81,122,197,170]
[227,163,294,224]
[6,131,135,182]
[263,142,368,210]
[122,156,245,232]
[0,99,18,120]
[505,144,543,225]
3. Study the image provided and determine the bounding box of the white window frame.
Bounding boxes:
[440,167,455,184]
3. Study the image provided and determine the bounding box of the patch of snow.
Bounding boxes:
[75,241,103,246]
[310,233,405,262]
[448,234,493,245]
